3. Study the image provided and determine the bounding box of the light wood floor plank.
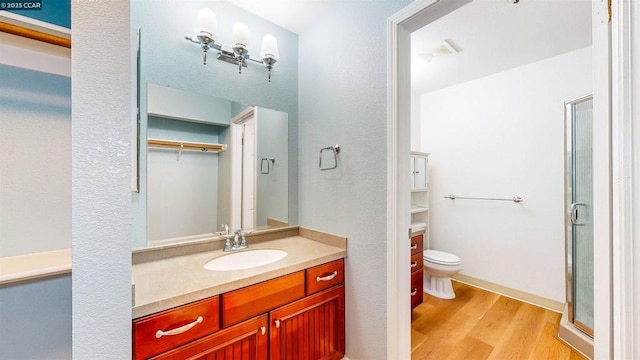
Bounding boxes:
[444,335,493,360]
[528,321,572,360]
[486,303,547,360]
[412,284,500,360]
[411,282,588,360]
[467,295,523,346]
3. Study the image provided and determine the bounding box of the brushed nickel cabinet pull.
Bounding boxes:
[261,326,266,335]
[410,244,418,250]
[410,288,418,296]
[155,316,203,338]
[316,271,338,282]
[275,320,281,328]
[410,261,418,268]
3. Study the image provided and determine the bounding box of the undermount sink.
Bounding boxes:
[203,249,288,271]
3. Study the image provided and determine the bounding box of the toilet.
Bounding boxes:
[423,249,462,299]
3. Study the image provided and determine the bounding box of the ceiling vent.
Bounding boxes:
[418,39,459,62]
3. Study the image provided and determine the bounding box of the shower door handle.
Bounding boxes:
[570,202,588,225]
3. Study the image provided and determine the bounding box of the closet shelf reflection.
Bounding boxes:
[147,138,227,153]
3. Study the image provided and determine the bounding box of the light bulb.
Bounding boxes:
[194,8,217,39]
[231,22,250,51]
[260,34,279,60]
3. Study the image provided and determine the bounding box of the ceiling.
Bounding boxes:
[411,0,592,94]
[226,0,592,94]
[225,0,339,35]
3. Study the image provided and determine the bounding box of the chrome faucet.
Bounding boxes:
[223,228,248,252]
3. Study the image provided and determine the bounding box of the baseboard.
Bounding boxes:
[557,305,594,359]
[451,273,565,313]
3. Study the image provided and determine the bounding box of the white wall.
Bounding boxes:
[630,3,640,356]
[420,47,591,302]
[410,91,422,151]
[72,1,132,358]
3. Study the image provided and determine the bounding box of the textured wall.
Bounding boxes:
[71,0,133,358]
[298,1,411,358]
[131,0,299,247]
[421,47,591,303]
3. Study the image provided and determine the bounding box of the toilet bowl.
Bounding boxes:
[423,249,462,299]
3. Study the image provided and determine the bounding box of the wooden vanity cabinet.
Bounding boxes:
[410,233,424,310]
[149,315,268,360]
[133,297,220,360]
[221,271,305,328]
[270,284,345,360]
[133,258,345,360]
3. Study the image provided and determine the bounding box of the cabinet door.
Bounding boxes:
[270,285,345,360]
[150,314,268,360]
[411,268,424,310]
[412,156,428,190]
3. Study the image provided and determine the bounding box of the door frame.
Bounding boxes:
[386,0,634,358]
[230,106,255,230]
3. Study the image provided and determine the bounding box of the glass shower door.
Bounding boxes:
[565,95,594,337]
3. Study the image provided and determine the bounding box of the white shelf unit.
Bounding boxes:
[410,151,430,239]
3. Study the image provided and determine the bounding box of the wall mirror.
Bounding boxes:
[144,84,289,247]
[130,1,299,250]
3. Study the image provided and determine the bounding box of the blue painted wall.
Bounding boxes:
[0,275,72,359]
[7,0,70,28]
[0,65,71,257]
[298,1,411,358]
[131,0,299,248]
[0,64,71,360]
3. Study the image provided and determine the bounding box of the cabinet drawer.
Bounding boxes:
[149,314,268,360]
[133,297,219,360]
[221,271,305,328]
[411,268,424,310]
[410,252,423,272]
[306,258,344,295]
[410,234,424,255]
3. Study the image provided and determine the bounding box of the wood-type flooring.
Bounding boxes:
[411,281,589,360]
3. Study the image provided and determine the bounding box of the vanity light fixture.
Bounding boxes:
[184,8,280,82]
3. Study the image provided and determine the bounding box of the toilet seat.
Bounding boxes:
[423,250,461,266]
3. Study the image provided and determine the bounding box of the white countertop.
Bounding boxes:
[132,235,346,318]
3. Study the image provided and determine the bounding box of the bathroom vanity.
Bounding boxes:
[410,230,425,310]
[410,151,429,310]
[131,227,346,360]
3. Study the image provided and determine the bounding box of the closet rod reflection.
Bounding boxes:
[444,194,523,203]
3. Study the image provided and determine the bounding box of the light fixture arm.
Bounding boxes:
[185,35,223,65]
[186,10,278,81]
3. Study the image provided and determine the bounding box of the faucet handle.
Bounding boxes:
[235,229,247,248]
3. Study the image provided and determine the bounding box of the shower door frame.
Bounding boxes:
[565,94,595,338]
